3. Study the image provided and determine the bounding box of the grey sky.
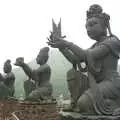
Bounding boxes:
[0,0,120,71]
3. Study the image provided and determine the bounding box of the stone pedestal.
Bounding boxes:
[0,100,60,120]
[60,111,120,120]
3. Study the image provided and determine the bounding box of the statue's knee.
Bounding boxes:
[77,94,88,111]
[78,93,93,112]
[77,93,95,113]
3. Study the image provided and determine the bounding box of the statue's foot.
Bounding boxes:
[62,104,74,112]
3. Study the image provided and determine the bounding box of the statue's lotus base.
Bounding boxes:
[60,111,120,120]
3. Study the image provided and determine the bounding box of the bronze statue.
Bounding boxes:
[15,47,53,101]
[0,59,15,99]
[47,4,120,115]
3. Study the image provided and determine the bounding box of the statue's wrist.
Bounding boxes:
[66,42,72,48]
[21,62,25,67]
[59,41,70,50]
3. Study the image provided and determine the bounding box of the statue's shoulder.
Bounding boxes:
[102,36,120,58]
[103,36,120,45]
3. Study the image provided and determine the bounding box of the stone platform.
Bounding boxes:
[60,111,120,120]
[0,100,60,120]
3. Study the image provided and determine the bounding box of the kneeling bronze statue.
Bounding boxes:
[15,47,53,102]
[48,4,120,115]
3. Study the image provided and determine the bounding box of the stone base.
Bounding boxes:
[60,111,120,120]
[0,100,60,120]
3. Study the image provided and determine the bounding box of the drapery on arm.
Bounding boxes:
[59,48,79,64]
[66,42,86,62]
[66,41,110,61]
[59,48,80,70]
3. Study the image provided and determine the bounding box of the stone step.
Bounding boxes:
[60,111,120,120]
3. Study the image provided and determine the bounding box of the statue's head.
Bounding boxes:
[36,47,49,65]
[3,59,12,73]
[86,4,111,41]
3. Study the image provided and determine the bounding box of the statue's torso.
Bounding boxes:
[34,64,51,87]
[88,38,120,103]
[89,38,119,83]
[4,72,15,87]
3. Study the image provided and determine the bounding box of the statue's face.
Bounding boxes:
[3,64,11,73]
[86,17,106,40]
[36,54,48,65]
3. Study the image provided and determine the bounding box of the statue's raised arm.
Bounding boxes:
[14,57,35,80]
[47,19,86,69]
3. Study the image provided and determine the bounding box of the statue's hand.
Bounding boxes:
[14,57,24,67]
[47,32,67,49]
[47,40,67,49]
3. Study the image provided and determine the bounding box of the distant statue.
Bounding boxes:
[15,47,53,101]
[0,59,15,99]
[48,4,120,115]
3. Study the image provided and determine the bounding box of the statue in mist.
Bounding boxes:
[0,59,15,99]
[15,47,53,101]
[47,4,120,115]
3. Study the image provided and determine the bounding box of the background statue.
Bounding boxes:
[0,59,15,99]
[15,47,53,101]
[47,4,120,115]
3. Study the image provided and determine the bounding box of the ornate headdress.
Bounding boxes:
[87,4,112,36]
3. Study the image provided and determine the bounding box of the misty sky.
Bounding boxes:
[0,0,120,72]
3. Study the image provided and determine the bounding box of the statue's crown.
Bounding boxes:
[87,4,103,19]
[87,4,110,29]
